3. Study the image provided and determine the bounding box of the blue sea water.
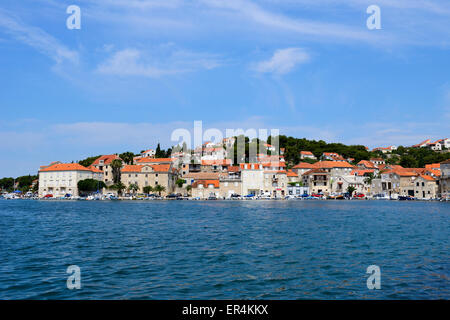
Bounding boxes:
[0,199,448,299]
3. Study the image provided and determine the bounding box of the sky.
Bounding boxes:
[0,0,449,177]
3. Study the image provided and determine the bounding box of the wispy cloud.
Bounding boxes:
[0,8,79,65]
[201,0,384,43]
[96,47,223,77]
[253,48,310,75]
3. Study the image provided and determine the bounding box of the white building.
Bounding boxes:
[240,163,264,196]
[39,163,104,197]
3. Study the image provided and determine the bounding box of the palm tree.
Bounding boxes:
[110,159,123,184]
[364,172,375,185]
[128,183,139,194]
[154,184,165,196]
[111,182,126,196]
[347,186,356,197]
[143,186,154,195]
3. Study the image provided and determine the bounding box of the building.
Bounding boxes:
[219,173,242,198]
[240,163,264,196]
[370,158,385,166]
[372,146,397,153]
[120,164,177,196]
[300,151,316,160]
[191,180,220,199]
[357,160,378,172]
[91,155,122,185]
[440,159,450,199]
[413,175,438,199]
[141,149,156,158]
[428,138,449,151]
[201,159,232,172]
[38,163,104,197]
[286,170,299,183]
[411,139,431,148]
[302,169,330,195]
[292,162,317,176]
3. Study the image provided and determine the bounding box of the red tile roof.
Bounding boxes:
[419,174,435,181]
[357,160,377,169]
[192,180,220,188]
[292,162,317,169]
[92,155,121,166]
[201,159,232,166]
[287,170,298,177]
[40,163,92,172]
[316,161,354,169]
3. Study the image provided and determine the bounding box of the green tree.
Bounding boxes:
[347,186,356,197]
[143,186,154,194]
[111,159,123,184]
[155,143,164,158]
[111,182,126,196]
[0,177,15,192]
[154,184,165,196]
[119,152,135,165]
[78,155,101,167]
[176,179,186,188]
[364,173,375,185]
[77,179,106,195]
[186,185,192,195]
[128,183,139,194]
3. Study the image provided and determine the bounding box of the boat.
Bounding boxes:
[398,195,415,201]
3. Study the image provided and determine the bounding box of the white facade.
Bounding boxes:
[39,166,103,197]
[240,164,264,196]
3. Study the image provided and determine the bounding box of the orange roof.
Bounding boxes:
[300,151,313,155]
[287,170,298,177]
[425,163,440,170]
[419,174,435,181]
[136,157,173,163]
[351,169,375,176]
[370,158,384,161]
[122,165,142,173]
[201,159,232,166]
[293,162,317,169]
[151,164,172,173]
[192,180,220,188]
[40,163,92,172]
[227,166,240,173]
[262,162,286,168]
[303,168,329,175]
[427,169,441,177]
[88,165,103,173]
[92,155,121,166]
[122,164,173,173]
[357,160,377,169]
[316,161,354,169]
[394,170,418,177]
[412,139,431,147]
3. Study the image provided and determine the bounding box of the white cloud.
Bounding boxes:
[96,48,223,77]
[0,9,79,65]
[253,48,310,75]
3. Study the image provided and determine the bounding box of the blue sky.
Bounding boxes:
[0,0,449,177]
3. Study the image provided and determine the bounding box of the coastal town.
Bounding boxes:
[1,137,449,201]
